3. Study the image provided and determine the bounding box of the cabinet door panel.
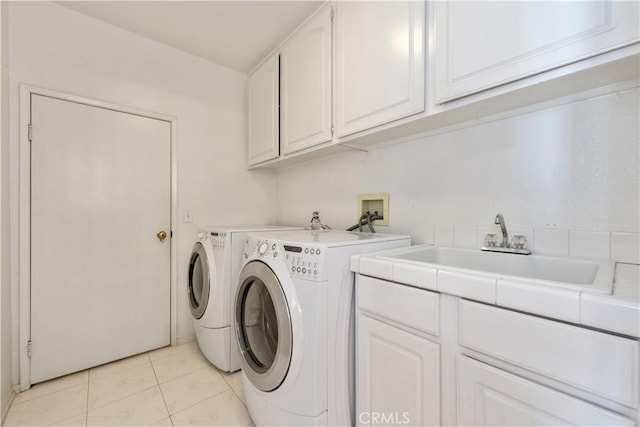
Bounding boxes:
[435,1,640,102]
[357,314,439,426]
[248,55,279,165]
[281,6,332,155]
[457,356,634,426]
[459,300,639,407]
[358,275,439,336]
[336,1,425,137]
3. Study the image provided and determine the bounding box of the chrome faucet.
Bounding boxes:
[482,213,531,255]
[494,213,509,247]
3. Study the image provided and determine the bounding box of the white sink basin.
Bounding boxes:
[379,246,614,294]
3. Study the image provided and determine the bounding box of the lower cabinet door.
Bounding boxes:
[457,356,634,426]
[356,314,440,426]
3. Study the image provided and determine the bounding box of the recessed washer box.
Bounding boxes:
[357,193,389,226]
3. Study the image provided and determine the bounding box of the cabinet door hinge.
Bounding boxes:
[28,124,33,142]
[27,340,32,358]
[330,8,334,21]
[331,124,334,136]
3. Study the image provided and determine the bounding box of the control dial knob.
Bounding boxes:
[258,241,268,255]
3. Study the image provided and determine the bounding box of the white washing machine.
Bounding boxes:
[234,230,411,426]
[188,225,300,372]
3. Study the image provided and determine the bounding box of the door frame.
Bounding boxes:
[18,85,178,391]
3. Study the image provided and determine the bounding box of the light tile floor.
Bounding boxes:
[4,341,253,427]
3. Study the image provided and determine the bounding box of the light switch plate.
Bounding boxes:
[357,193,389,226]
[183,209,193,223]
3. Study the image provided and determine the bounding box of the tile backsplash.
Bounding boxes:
[434,225,455,247]
[453,226,476,249]
[425,225,639,265]
[276,87,639,266]
[533,229,569,257]
[569,231,611,260]
[611,232,640,264]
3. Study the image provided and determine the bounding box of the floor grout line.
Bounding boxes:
[149,350,172,423]
[166,387,231,420]
[148,342,195,364]
[8,344,250,427]
[11,374,89,407]
[89,355,153,381]
[220,371,250,414]
[229,386,248,411]
[7,386,90,427]
[86,353,156,425]
[87,383,160,413]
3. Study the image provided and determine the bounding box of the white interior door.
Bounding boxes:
[30,94,171,384]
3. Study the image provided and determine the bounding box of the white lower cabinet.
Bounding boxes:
[356,314,440,427]
[457,356,634,426]
[459,300,639,407]
[355,275,639,426]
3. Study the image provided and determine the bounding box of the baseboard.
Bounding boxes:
[1,388,16,424]
[176,334,195,346]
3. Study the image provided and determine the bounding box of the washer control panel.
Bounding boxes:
[257,241,269,255]
[245,238,324,281]
[285,247,323,280]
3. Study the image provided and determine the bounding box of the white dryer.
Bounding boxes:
[234,230,411,426]
[188,225,300,372]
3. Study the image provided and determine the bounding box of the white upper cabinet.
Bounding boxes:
[335,1,425,137]
[434,1,640,103]
[247,54,279,165]
[281,6,333,155]
[248,0,638,168]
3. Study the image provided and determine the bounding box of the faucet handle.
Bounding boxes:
[484,234,498,247]
[511,235,528,250]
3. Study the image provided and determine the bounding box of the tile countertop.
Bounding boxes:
[351,246,640,339]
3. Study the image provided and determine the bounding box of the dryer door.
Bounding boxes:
[188,242,210,319]
[235,260,292,392]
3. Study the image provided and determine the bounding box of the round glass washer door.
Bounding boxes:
[235,260,292,392]
[188,242,210,319]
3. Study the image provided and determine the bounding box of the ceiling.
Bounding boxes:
[56,1,324,74]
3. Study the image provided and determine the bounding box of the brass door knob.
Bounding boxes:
[157,230,167,242]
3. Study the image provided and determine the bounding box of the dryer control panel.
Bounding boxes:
[205,231,226,249]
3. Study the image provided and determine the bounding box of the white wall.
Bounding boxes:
[1,0,13,419]
[4,0,637,399]
[276,86,639,255]
[8,1,278,384]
